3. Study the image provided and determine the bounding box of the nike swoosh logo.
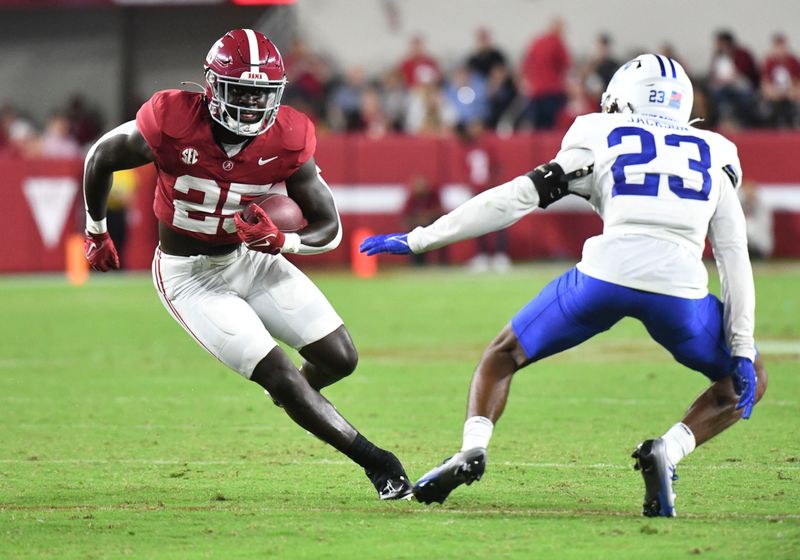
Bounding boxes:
[250,234,277,248]
[258,156,278,166]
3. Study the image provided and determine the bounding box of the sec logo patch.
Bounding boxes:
[181,147,199,165]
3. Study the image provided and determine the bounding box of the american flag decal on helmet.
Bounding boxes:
[669,91,682,109]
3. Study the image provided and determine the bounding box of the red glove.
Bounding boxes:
[84,231,120,271]
[233,203,285,255]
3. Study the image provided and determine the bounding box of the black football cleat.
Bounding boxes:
[632,438,678,517]
[365,452,413,500]
[413,447,486,505]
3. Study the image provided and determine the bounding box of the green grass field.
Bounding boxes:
[1,263,798,559]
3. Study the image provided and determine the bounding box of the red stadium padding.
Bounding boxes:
[0,159,83,273]
[2,132,800,273]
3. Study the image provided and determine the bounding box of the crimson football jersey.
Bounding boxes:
[136,89,315,243]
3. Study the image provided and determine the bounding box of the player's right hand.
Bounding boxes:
[359,233,412,256]
[731,356,757,420]
[84,231,120,272]
[233,203,285,255]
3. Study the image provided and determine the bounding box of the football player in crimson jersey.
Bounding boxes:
[362,55,768,515]
[82,29,412,500]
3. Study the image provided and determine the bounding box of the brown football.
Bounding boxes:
[243,193,307,232]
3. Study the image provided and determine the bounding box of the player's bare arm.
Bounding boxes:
[234,157,342,256]
[84,123,153,221]
[284,157,342,249]
[83,122,154,270]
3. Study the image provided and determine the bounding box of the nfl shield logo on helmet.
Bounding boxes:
[669,91,682,110]
[181,147,199,165]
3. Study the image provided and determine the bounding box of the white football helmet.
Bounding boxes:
[601,54,694,123]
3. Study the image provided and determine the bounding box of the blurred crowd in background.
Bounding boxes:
[1,22,798,160]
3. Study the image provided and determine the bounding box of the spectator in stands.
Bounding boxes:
[379,69,410,133]
[457,120,510,273]
[39,111,82,159]
[65,94,102,147]
[0,103,38,158]
[690,84,714,129]
[283,37,331,122]
[519,18,571,130]
[555,75,595,130]
[738,179,774,259]
[444,66,489,131]
[403,175,448,266]
[329,66,368,132]
[464,27,517,131]
[405,80,455,136]
[760,33,800,128]
[709,30,760,128]
[360,86,389,139]
[485,63,519,131]
[660,42,690,76]
[583,33,619,104]
[466,27,507,78]
[398,35,441,88]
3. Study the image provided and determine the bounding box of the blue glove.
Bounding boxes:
[359,233,413,256]
[731,356,757,420]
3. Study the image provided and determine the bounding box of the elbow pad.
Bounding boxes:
[526,163,569,209]
[526,162,593,209]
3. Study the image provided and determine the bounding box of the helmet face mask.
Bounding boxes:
[601,54,694,124]
[203,29,287,137]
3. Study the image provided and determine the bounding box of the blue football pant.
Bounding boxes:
[511,268,733,381]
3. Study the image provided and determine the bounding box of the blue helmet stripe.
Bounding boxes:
[667,57,677,78]
[654,54,667,77]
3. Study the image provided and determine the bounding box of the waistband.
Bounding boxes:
[155,245,245,268]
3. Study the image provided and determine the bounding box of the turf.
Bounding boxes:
[1,263,798,559]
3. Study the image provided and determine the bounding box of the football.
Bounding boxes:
[243,193,307,232]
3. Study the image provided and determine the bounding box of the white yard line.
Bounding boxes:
[0,458,798,471]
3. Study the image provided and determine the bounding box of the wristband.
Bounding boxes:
[86,215,108,235]
[281,233,302,254]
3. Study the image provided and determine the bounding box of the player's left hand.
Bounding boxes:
[359,233,412,256]
[234,203,285,255]
[731,356,757,420]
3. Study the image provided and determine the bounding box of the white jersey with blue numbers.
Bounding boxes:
[553,112,743,298]
[406,111,754,359]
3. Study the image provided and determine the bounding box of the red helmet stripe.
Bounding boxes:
[243,28,260,73]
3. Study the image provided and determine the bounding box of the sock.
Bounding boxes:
[661,422,696,466]
[461,416,494,451]
[342,433,389,472]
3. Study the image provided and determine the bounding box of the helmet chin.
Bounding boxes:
[216,104,274,137]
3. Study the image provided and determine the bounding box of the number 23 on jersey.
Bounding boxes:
[608,126,711,201]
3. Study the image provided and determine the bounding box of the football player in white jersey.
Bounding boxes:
[360,54,767,516]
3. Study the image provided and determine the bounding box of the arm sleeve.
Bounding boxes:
[708,181,756,361]
[551,116,596,201]
[407,175,540,253]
